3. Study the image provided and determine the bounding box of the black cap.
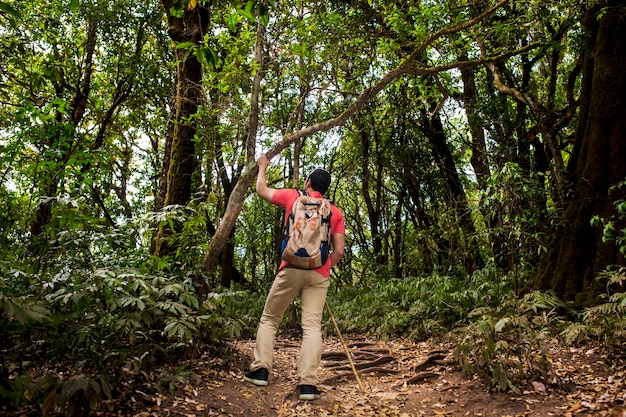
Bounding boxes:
[307,169,331,194]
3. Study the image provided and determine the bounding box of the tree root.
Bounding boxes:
[322,367,400,384]
[405,371,440,385]
[325,355,396,371]
[413,352,450,371]
[322,351,380,362]
[321,342,454,388]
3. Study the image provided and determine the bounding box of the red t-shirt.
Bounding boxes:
[272,189,346,278]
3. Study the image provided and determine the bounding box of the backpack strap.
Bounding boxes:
[282,189,307,243]
[320,199,332,243]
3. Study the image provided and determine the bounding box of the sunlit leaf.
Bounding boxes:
[238,8,255,23]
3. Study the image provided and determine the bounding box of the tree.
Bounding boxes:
[0,1,166,261]
[531,1,626,303]
[152,1,209,257]
[28,15,98,248]
[199,1,515,279]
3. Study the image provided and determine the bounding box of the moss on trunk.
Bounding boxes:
[530,1,626,304]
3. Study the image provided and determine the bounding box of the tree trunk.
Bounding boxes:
[359,122,386,265]
[422,109,478,275]
[531,2,626,303]
[152,2,207,257]
[460,64,491,188]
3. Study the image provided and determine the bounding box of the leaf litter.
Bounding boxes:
[3,336,624,416]
[99,336,626,417]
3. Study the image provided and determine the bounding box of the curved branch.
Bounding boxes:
[265,0,509,160]
[199,0,510,281]
[478,37,539,110]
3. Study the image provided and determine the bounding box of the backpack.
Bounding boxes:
[281,191,332,269]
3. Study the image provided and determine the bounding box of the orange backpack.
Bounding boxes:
[281,191,332,269]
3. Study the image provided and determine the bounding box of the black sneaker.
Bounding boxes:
[244,368,269,386]
[298,385,321,400]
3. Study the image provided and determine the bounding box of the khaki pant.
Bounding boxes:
[250,267,330,386]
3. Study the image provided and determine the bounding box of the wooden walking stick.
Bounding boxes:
[325,301,366,392]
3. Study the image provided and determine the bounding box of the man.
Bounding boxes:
[244,154,346,401]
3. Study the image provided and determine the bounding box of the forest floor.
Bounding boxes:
[3,335,625,417]
[107,335,624,417]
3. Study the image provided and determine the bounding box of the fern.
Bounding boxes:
[562,268,626,348]
[454,291,564,392]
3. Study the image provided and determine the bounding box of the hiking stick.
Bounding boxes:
[325,301,366,392]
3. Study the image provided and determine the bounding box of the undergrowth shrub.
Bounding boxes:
[561,267,626,351]
[0,258,261,414]
[326,267,513,340]
[0,271,50,327]
[453,291,565,392]
[566,181,626,350]
[0,197,273,415]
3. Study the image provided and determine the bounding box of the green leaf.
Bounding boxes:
[209,48,219,66]
[169,6,184,18]
[226,12,238,33]
[238,9,255,23]
[245,0,254,14]
[0,2,20,18]
[260,13,269,27]
[194,47,206,64]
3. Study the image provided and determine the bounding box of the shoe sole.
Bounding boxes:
[244,376,268,386]
[299,393,320,401]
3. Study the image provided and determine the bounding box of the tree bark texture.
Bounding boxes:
[153,2,207,257]
[531,2,626,303]
[460,64,490,189]
[359,120,386,266]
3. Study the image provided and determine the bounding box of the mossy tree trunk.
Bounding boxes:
[531,1,626,303]
[152,1,208,257]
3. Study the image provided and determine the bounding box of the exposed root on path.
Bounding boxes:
[320,339,455,388]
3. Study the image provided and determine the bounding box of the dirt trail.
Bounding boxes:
[115,336,625,417]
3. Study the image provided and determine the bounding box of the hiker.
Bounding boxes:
[244,153,346,401]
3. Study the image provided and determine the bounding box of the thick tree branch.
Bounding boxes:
[69,17,98,125]
[246,21,265,165]
[478,36,568,202]
[200,0,509,281]
[265,0,509,161]
[479,39,540,110]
